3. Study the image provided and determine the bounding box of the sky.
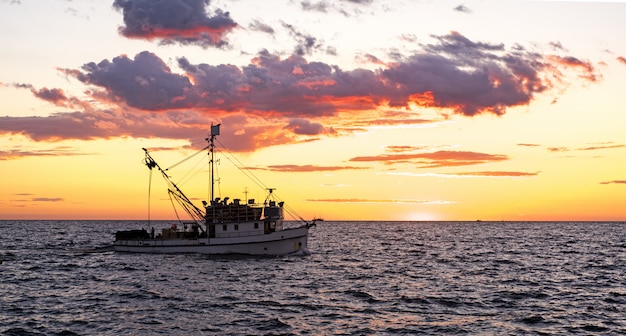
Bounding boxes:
[1,0,626,221]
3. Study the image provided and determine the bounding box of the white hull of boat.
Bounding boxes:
[113,226,309,255]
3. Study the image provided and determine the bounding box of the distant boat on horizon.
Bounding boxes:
[113,124,317,255]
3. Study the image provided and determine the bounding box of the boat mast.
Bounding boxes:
[208,124,220,203]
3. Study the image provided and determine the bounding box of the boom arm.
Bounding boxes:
[143,148,205,222]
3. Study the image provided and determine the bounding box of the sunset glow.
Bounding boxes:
[1,0,626,221]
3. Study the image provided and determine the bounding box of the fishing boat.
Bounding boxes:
[113,124,315,255]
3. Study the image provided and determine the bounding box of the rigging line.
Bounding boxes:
[168,190,183,224]
[168,188,203,225]
[166,174,204,220]
[176,197,194,221]
[214,139,309,224]
[214,140,269,192]
[217,148,267,197]
[213,139,308,223]
[176,191,204,221]
[178,199,204,227]
[165,145,209,171]
[207,150,212,202]
[282,206,307,223]
[144,148,205,218]
[261,186,308,224]
[176,150,208,187]
[215,157,222,199]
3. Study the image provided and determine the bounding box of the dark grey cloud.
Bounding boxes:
[453,4,471,13]
[31,88,68,105]
[282,23,324,56]
[2,32,599,152]
[112,0,237,47]
[299,0,373,16]
[60,32,598,118]
[300,1,329,13]
[10,83,33,89]
[248,19,275,34]
[285,118,325,135]
[73,51,194,110]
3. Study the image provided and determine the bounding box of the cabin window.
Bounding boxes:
[254,223,259,229]
[222,224,227,231]
[234,224,239,230]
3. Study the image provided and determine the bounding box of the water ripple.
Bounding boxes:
[1,220,625,334]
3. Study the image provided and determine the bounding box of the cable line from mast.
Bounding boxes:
[175,150,209,188]
[164,145,209,171]
[213,139,310,225]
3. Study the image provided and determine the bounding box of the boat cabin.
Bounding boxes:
[203,197,285,238]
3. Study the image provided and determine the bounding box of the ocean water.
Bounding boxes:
[0,220,625,335]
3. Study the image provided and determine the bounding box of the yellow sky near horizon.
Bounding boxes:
[1,0,626,221]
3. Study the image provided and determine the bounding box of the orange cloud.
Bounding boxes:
[134,26,235,45]
[350,150,508,168]
[254,164,369,172]
[385,145,430,153]
[577,144,625,151]
[548,55,598,82]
